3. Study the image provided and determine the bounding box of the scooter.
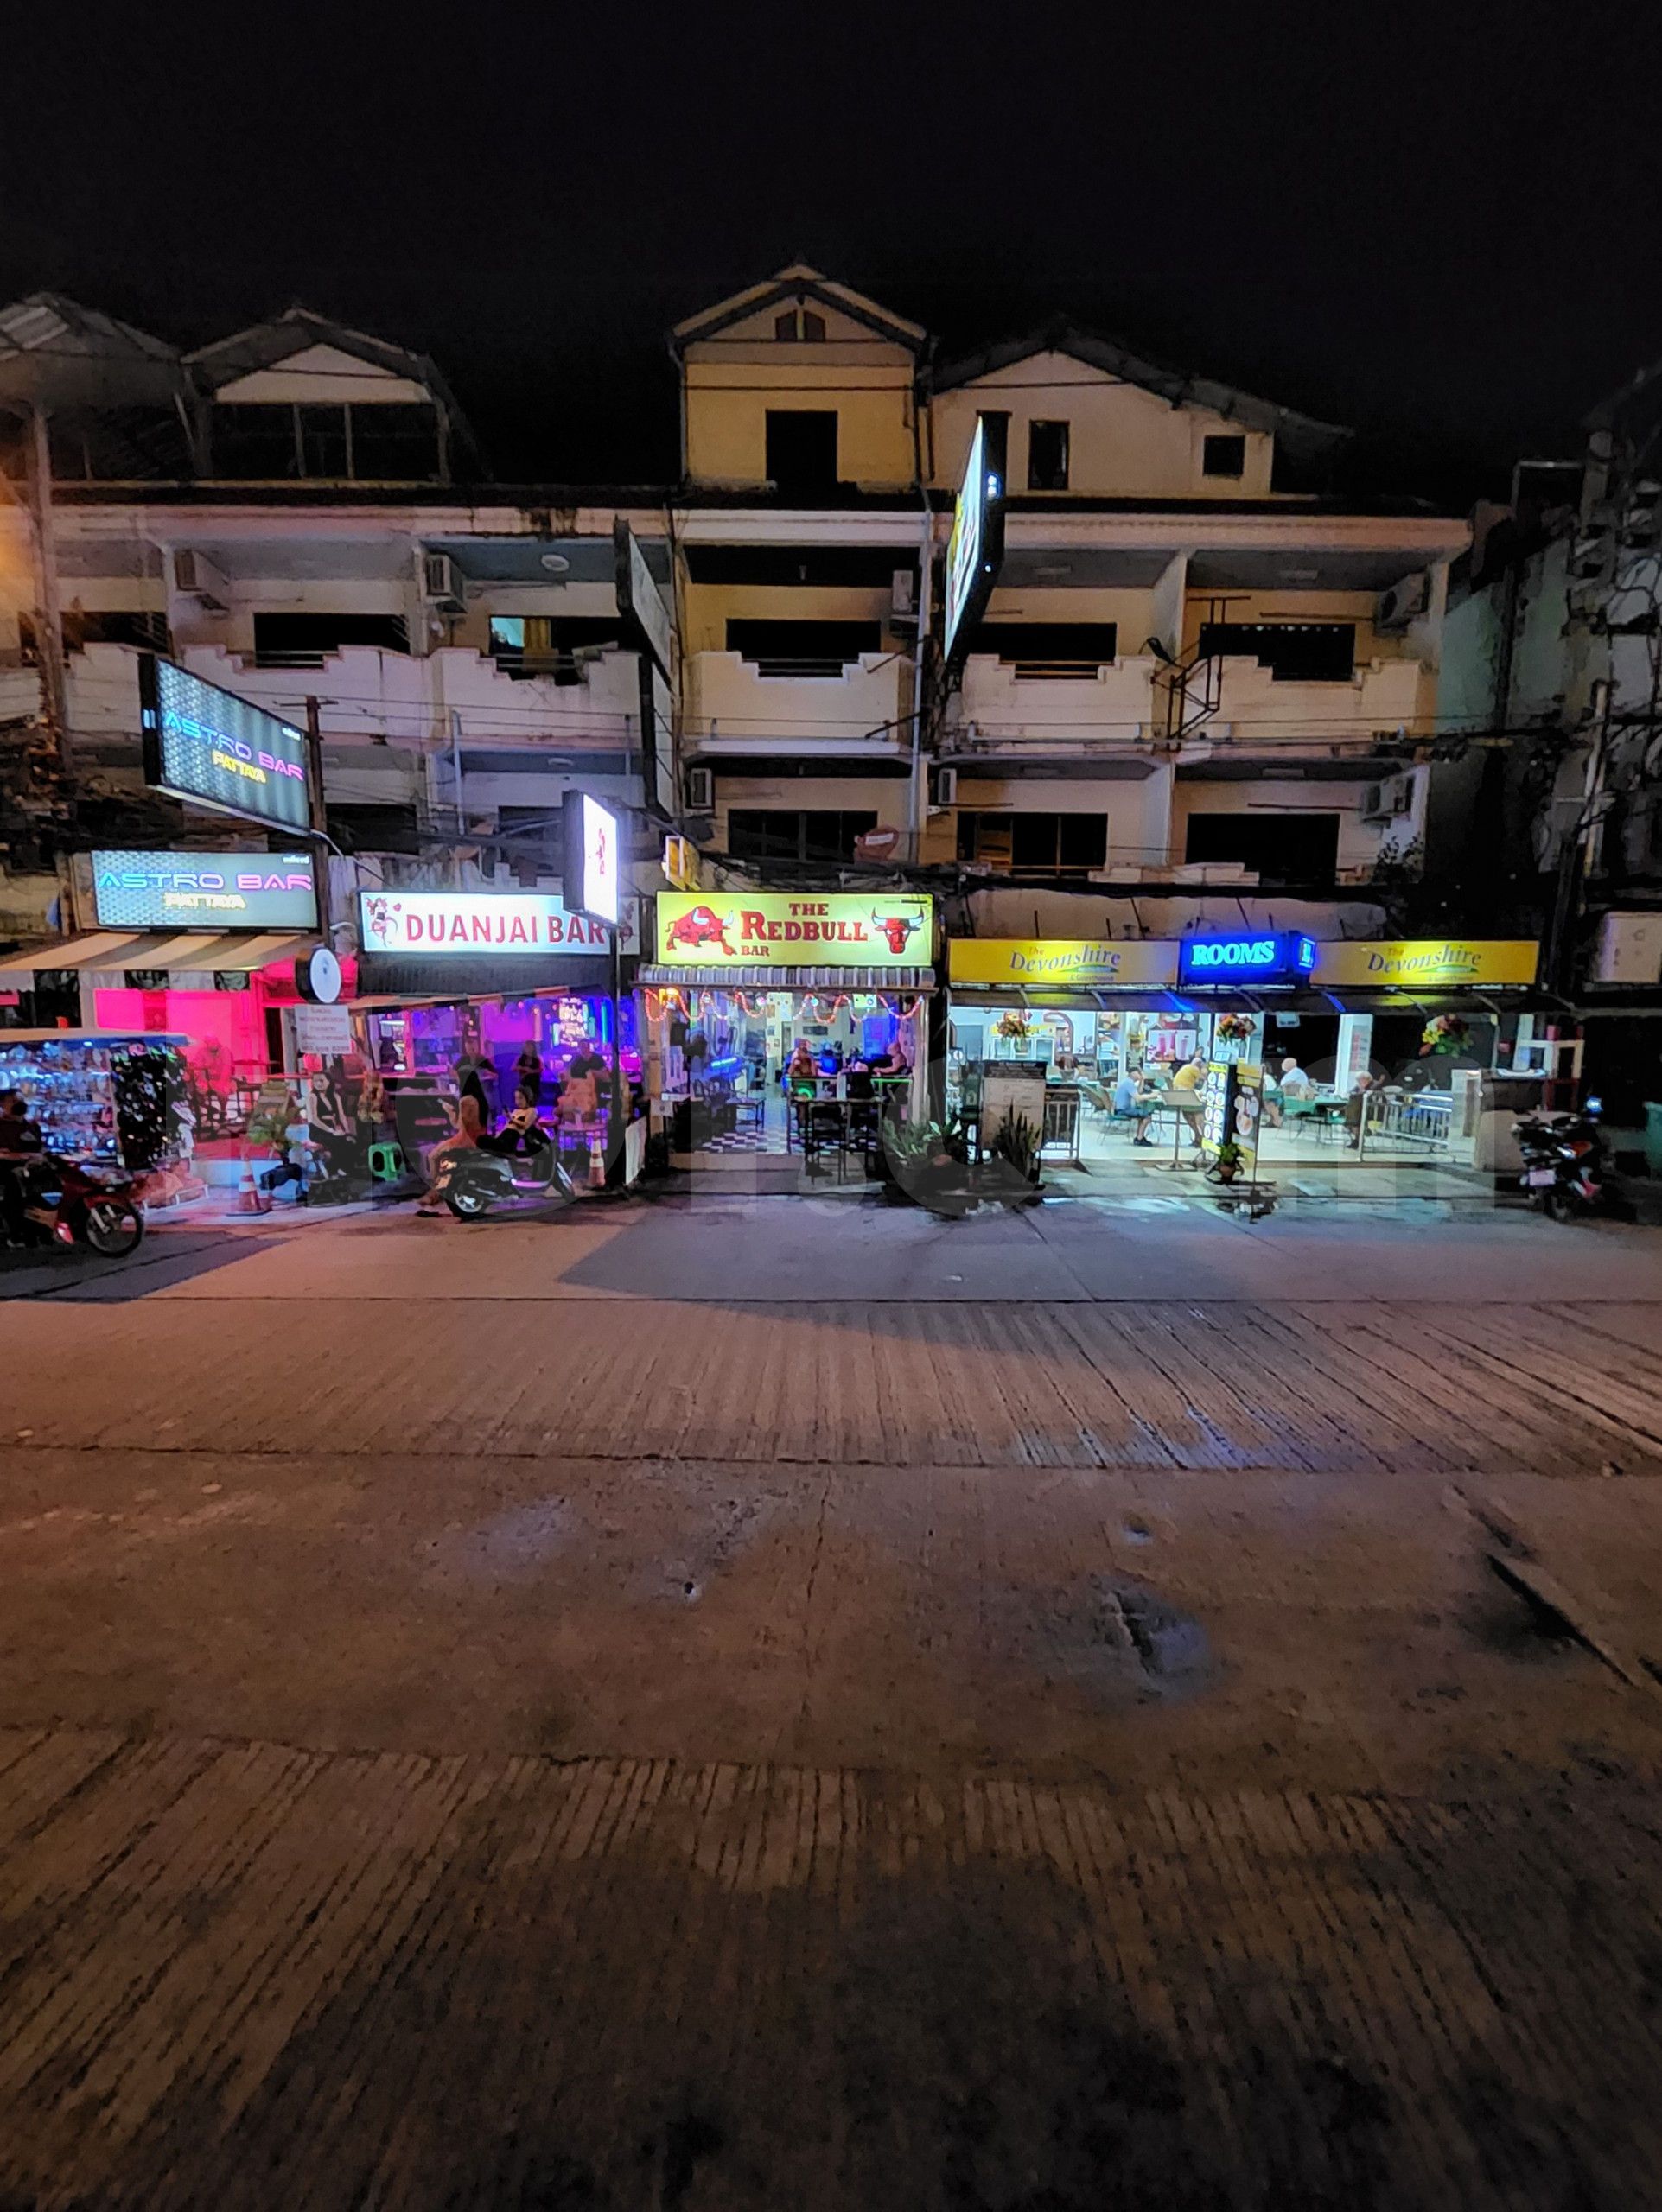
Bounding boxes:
[10,1153,146,1256]
[1513,1097,1612,1222]
[429,1131,576,1220]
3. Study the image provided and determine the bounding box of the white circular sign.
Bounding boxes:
[296,945,342,1004]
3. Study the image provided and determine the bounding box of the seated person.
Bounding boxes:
[479,1085,548,1158]
[1278,1055,1315,1102]
[785,1042,819,1095]
[1113,1067,1139,1117]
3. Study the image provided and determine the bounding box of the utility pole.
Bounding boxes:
[25,404,69,777]
[304,695,332,940]
[908,500,934,861]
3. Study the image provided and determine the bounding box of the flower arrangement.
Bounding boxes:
[1217,1013,1256,1042]
[1422,1014,1468,1054]
[996,1008,1032,1040]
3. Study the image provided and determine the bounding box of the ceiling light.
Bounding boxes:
[1282,568,1319,582]
[540,553,570,575]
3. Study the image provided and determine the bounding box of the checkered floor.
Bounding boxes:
[697,1124,792,1155]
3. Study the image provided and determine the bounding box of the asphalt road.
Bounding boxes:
[3,1198,1660,2208]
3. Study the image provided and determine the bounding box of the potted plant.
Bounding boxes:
[1207,1136,1245,1185]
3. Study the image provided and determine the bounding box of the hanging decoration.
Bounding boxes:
[1421,1013,1469,1054]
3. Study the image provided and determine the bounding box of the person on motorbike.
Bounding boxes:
[415,1093,482,1215]
[0,1090,44,1246]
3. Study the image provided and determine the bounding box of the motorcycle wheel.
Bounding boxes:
[444,1182,492,1220]
[1542,1186,1582,1224]
[81,1198,144,1256]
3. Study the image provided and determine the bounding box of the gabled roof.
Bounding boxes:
[187,304,483,472]
[671,264,927,355]
[0,292,183,409]
[929,320,1351,455]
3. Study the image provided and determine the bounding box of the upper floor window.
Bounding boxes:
[772,308,827,342]
[765,410,838,493]
[1202,434,1246,480]
[211,400,443,482]
[252,612,410,669]
[1197,621,1355,682]
[725,618,879,677]
[1028,420,1070,492]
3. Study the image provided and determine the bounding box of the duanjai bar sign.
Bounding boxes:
[358,891,640,955]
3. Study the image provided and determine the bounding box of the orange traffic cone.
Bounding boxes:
[235,1149,272,1215]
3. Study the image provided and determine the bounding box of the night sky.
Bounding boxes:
[7,3,1659,501]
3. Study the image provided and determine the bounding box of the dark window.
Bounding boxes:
[728,810,876,863]
[350,403,443,481]
[46,405,191,481]
[774,310,799,341]
[252,613,410,669]
[800,309,826,341]
[212,399,443,482]
[969,622,1117,674]
[1203,434,1246,479]
[1197,621,1355,682]
[725,619,880,676]
[61,609,171,655]
[1028,420,1070,492]
[958,811,1106,875]
[765,410,838,492]
[1183,811,1340,881]
[488,613,621,683]
[327,802,422,855]
[686,545,918,588]
[212,404,299,479]
[298,404,350,478]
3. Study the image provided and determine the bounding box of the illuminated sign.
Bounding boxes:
[614,520,674,678]
[948,939,1180,988]
[358,891,639,956]
[942,412,1009,671]
[1179,933,1316,986]
[92,849,318,931]
[139,657,311,831]
[656,893,933,969]
[563,791,622,926]
[1313,939,1538,988]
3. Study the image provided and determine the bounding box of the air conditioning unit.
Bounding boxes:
[171,548,232,613]
[422,551,468,613]
[929,765,958,805]
[684,764,715,812]
[1361,771,1415,823]
[1374,574,1427,631]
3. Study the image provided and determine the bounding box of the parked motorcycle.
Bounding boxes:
[1513,1099,1611,1222]
[429,1132,576,1220]
[10,1153,146,1256]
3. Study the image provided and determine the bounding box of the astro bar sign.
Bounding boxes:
[92,849,319,931]
[139,656,311,831]
[656,893,933,968]
[358,890,640,957]
[1178,931,1316,987]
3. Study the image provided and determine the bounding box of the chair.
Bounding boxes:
[366,1141,404,1182]
[802,1100,849,1180]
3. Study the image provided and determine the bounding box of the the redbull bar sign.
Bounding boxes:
[657,893,933,969]
[359,891,640,956]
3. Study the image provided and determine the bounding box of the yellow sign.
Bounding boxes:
[656,892,933,968]
[1313,940,1538,988]
[947,939,1180,988]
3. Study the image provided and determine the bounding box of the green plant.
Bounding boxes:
[1209,1137,1245,1182]
[989,1112,1041,1183]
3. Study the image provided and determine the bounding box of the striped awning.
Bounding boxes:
[0,930,317,976]
[640,964,934,990]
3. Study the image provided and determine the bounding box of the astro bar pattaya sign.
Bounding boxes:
[359,891,640,956]
[92,849,319,931]
[139,657,311,831]
[656,893,933,968]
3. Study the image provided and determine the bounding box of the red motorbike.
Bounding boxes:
[11,1154,146,1257]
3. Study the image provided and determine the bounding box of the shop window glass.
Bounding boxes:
[728,810,876,862]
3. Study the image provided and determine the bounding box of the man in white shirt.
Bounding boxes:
[1278,1056,1315,1100]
